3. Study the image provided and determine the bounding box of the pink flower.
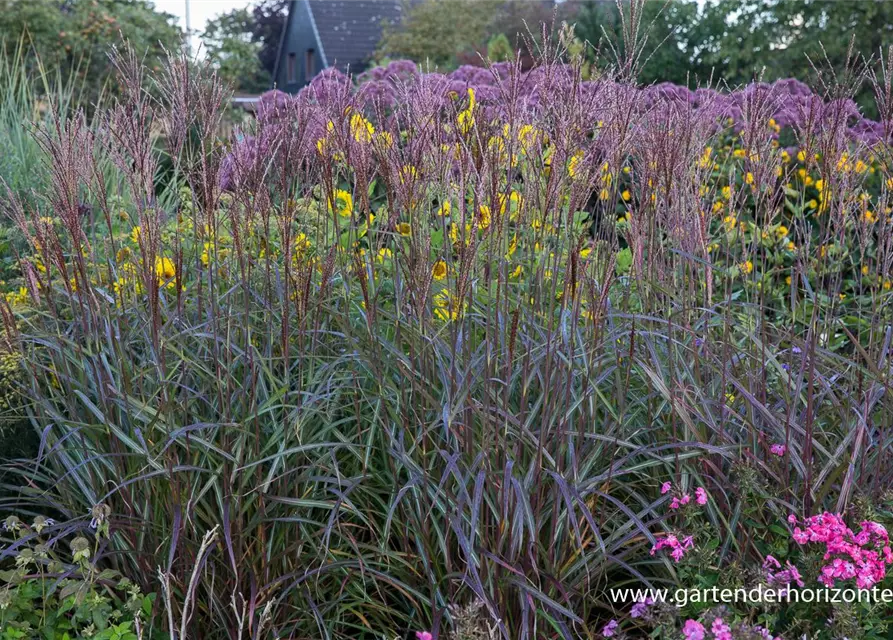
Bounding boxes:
[670,497,681,510]
[680,493,691,506]
[601,619,619,637]
[416,633,433,640]
[660,482,672,494]
[650,533,694,563]
[682,619,706,640]
[712,617,732,640]
[695,487,708,506]
[770,443,786,456]
[790,512,893,588]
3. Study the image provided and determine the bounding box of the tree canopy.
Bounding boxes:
[574,0,893,113]
[0,0,183,103]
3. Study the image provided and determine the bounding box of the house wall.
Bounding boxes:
[275,0,323,93]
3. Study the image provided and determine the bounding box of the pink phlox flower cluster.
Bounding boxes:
[711,618,732,640]
[650,533,695,562]
[789,512,893,588]
[416,633,433,640]
[762,554,805,588]
[682,619,706,640]
[662,483,709,509]
[770,443,786,456]
[682,618,783,640]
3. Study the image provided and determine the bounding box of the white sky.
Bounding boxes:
[151,0,254,47]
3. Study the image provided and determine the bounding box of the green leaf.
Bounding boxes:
[615,247,632,275]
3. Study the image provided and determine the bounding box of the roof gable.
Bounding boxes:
[307,0,403,74]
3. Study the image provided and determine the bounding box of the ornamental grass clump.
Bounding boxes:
[2,11,893,639]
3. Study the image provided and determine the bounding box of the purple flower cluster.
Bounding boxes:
[221,58,890,192]
[273,60,887,142]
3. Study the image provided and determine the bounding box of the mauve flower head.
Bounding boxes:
[383,59,421,83]
[415,632,433,640]
[356,80,399,110]
[770,443,786,456]
[849,117,892,145]
[220,124,287,193]
[601,619,619,637]
[300,66,352,106]
[450,64,498,86]
[660,481,672,495]
[255,89,291,122]
[645,82,695,107]
[772,77,811,98]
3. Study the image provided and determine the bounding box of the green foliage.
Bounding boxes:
[486,33,513,63]
[0,349,25,439]
[694,0,892,85]
[377,0,502,69]
[575,0,892,112]
[576,0,707,85]
[201,8,270,93]
[0,517,158,640]
[377,0,574,70]
[0,0,182,107]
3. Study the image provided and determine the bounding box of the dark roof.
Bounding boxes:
[308,0,404,73]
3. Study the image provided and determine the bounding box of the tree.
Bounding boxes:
[0,0,183,105]
[765,0,893,113]
[250,0,289,79]
[574,0,712,86]
[202,8,269,93]
[376,0,579,71]
[698,0,893,112]
[199,0,287,93]
[376,0,500,70]
[691,0,778,86]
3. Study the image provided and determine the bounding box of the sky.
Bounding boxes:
[152,0,254,45]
